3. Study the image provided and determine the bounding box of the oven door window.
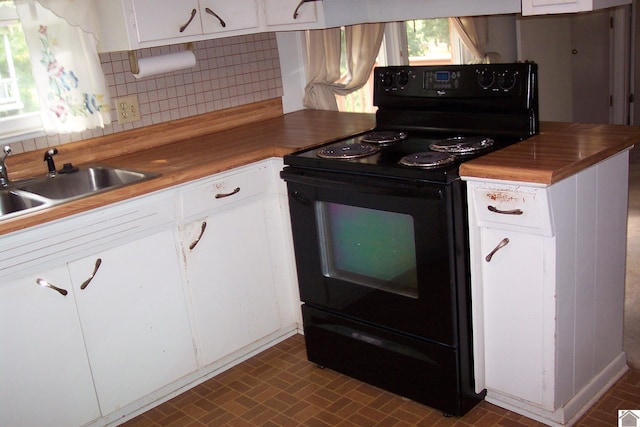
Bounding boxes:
[283,172,465,346]
[316,202,418,299]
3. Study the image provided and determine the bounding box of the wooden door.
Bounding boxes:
[518,9,618,123]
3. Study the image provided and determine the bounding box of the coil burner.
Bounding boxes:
[399,151,456,168]
[360,131,408,146]
[429,136,494,155]
[317,143,380,159]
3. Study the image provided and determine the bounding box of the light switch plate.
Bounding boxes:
[115,95,141,124]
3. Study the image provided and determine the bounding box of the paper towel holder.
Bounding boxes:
[128,43,194,75]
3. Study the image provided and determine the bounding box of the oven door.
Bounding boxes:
[282,167,469,347]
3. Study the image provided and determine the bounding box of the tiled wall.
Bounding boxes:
[10,33,283,155]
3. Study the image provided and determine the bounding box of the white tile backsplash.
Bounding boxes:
[9,33,283,154]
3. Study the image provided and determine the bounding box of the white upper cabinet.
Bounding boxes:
[131,0,259,44]
[129,0,260,42]
[97,0,260,51]
[200,0,260,33]
[521,0,631,15]
[131,0,203,42]
[264,0,318,27]
[96,0,521,52]
[96,0,631,53]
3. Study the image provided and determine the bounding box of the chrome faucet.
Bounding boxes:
[44,148,58,178]
[0,146,12,187]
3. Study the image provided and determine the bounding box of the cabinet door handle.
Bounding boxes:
[80,258,102,290]
[485,238,509,262]
[189,221,207,250]
[36,278,68,296]
[205,7,226,27]
[180,8,198,32]
[488,205,524,215]
[215,187,240,199]
[293,0,307,19]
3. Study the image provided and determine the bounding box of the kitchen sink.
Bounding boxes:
[0,189,50,220]
[17,165,160,200]
[0,164,160,221]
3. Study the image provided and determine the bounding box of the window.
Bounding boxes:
[336,19,470,113]
[0,1,41,141]
[405,19,455,66]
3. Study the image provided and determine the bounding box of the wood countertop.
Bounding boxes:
[0,99,375,236]
[3,103,638,236]
[460,121,640,185]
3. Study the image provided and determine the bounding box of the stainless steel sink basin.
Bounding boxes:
[0,164,160,221]
[17,165,160,200]
[0,189,49,219]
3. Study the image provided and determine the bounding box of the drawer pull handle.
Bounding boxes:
[36,278,68,296]
[215,187,240,199]
[80,258,102,290]
[485,238,510,262]
[189,221,207,250]
[180,8,197,32]
[488,205,524,215]
[205,7,226,27]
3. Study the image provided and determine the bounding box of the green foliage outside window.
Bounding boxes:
[0,3,38,118]
[406,18,451,60]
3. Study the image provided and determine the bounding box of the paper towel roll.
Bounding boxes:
[133,50,197,79]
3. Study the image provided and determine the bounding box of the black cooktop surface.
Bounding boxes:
[284,130,521,184]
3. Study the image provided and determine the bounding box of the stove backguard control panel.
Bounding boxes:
[372,63,539,137]
[374,63,538,111]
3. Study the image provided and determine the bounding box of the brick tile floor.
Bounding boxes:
[121,334,640,426]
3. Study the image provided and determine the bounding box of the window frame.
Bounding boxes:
[0,3,44,143]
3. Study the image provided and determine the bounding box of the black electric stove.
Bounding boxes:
[284,63,538,183]
[280,62,538,417]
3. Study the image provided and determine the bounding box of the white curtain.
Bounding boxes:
[15,0,111,134]
[449,16,501,63]
[304,23,385,110]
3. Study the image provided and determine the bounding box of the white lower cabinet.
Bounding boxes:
[464,150,630,426]
[178,163,282,367]
[69,229,197,415]
[480,229,547,406]
[0,227,196,426]
[0,266,101,427]
[0,159,297,426]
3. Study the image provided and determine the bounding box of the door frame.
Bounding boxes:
[517,5,631,124]
[612,5,632,124]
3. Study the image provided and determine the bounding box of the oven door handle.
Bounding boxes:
[282,168,444,200]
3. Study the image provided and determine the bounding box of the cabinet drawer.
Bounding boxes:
[179,165,267,219]
[470,184,554,236]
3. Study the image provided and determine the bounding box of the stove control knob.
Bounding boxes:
[381,73,393,89]
[476,68,495,89]
[398,70,410,87]
[498,71,518,91]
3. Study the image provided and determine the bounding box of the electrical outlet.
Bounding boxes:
[115,95,141,124]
